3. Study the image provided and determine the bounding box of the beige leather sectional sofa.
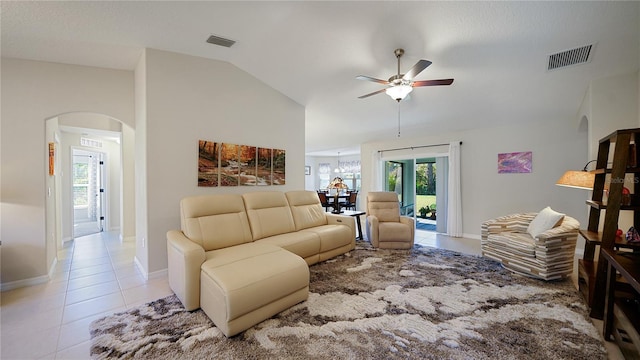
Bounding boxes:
[167,190,356,336]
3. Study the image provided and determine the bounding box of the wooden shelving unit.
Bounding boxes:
[602,249,640,358]
[576,128,640,357]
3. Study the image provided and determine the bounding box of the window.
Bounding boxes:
[73,162,89,207]
[318,163,331,189]
[385,161,403,203]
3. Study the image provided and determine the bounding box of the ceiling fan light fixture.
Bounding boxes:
[386,84,413,101]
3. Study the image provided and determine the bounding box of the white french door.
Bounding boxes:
[72,149,105,238]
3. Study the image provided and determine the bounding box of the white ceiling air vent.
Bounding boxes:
[206,34,236,48]
[547,44,593,71]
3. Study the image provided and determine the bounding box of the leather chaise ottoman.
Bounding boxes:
[199,242,310,337]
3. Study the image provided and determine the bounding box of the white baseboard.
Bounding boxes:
[1,258,58,292]
[133,256,167,281]
[134,256,148,280]
[1,275,49,292]
[462,233,482,240]
[148,268,168,280]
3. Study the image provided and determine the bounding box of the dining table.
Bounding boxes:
[326,194,349,208]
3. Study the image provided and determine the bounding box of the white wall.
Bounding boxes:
[361,120,590,243]
[44,118,61,273]
[585,71,639,160]
[134,50,149,273]
[1,58,134,286]
[304,156,315,190]
[136,49,305,275]
[121,124,136,241]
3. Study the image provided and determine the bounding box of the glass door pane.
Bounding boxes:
[72,150,102,238]
[385,161,403,203]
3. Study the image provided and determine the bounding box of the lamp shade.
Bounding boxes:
[556,170,595,190]
[385,84,413,101]
[328,177,349,190]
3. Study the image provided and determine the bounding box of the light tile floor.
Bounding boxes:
[1,231,172,359]
[0,229,623,359]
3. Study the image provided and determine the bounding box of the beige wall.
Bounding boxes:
[136,49,306,275]
[1,58,134,286]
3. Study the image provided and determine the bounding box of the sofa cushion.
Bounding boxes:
[181,194,253,251]
[378,222,412,242]
[256,231,321,260]
[286,190,328,231]
[300,224,352,252]
[204,242,282,267]
[243,191,296,240]
[527,207,565,238]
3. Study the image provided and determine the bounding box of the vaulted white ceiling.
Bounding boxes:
[2,1,638,155]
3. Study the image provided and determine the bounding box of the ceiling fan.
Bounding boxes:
[356,48,454,102]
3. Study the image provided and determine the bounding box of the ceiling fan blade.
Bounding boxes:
[356,75,389,85]
[358,88,387,99]
[402,60,432,80]
[412,79,454,87]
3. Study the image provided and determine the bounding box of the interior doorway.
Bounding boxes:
[72,149,105,238]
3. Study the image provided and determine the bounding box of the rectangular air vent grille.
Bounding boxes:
[548,44,593,70]
[206,35,236,48]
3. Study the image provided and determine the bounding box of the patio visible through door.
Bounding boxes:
[383,156,448,233]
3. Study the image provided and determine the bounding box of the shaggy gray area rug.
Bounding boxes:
[90,243,607,359]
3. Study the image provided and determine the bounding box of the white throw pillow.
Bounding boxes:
[527,207,565,238]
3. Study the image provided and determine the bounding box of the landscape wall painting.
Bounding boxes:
[272,149,286,185]
[220,143,239,186]
[256,148,272,186]
[198,140,219,186]
[198,140,285,187]
[239,145,257,186]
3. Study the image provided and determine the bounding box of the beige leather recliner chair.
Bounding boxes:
[366,191,415,249]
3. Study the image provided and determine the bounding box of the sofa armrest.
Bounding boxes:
[481,212,537,240]
[399,216,415,245]
[167,230,206,311]
[326,213,356,240]
[536,216,580,242]
[399,216,415,227]
[366,215,379,246]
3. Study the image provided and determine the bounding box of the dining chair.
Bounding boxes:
[317,191,331,211]
[344,191,358,210]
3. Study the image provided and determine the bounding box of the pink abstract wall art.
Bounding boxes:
[498,151,532,173]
